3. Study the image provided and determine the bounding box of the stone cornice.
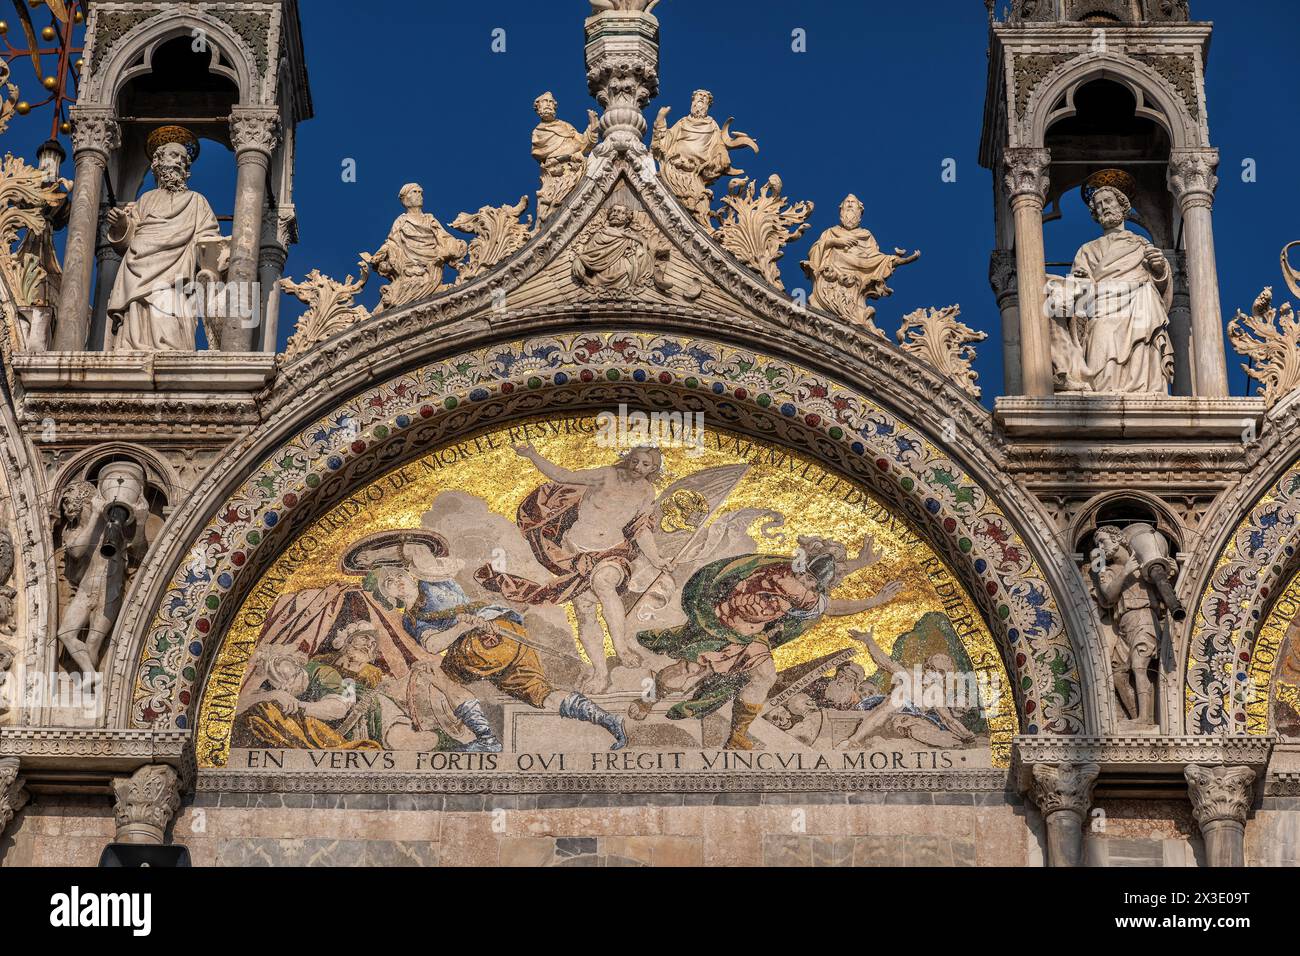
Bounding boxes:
[1012,734,1274,791]
[0,727,191,773]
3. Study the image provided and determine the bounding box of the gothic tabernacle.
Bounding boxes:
[0,0,1295,873]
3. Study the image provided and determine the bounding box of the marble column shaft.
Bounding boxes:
[1185,764,1255,867]
[1004,148,1053,397]
[54,110,120,351]
[224,109,281,351]
[1169,148,1228,397]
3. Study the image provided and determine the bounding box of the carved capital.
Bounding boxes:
[989,250,1018,303]
[1185,764,1255,829]
[229,109,282,158]
[1028,761,1099,819]
[112,764,182,845]
[1003,148,1051,206]
[585,11,659,149]
[1168,148,1219,210]
[69,108,120,161]
[0,757,28,838]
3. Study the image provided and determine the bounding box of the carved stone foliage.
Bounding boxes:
[0,60,20,137]
[1003,147,1052,203]
[229,110,282,156]
[711,175,812,292]
[0,757,26,835]
[1168,148,1219,209]
[1228,286,1300,409]
[0,154,69,319]
[570,202,698,300]
[652,90,758,226]
[1013,54,1074,119]
[584,7,660,149]
[279,262,371,363]
[895,306,986,399]
[0,527,15,638]
[451,196,533,284]
[1131,53,1200,121]
[112,764,182,844]
[1184,764,1255,827]
[1028,761,1099,818]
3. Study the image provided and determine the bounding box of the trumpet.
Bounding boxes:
[1124,523,1185,622]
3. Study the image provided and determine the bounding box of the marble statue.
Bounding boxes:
[531,92,599,224]
[55,463,152,685]
[105,127,224,351]
[571,202,673,297]
[368,184,466,312]
[1050,185,1175,393]
[801,194,920,334]
[1092,523,1181,729]
[652,90,758,226]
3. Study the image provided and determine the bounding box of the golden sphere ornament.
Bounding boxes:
[15,101,30,115]
[74,10,84,23]
[60,120,71,134]
[0,20,8,33]
[41,25,55,41]
[74,58,84,70]
[42,75,57,90]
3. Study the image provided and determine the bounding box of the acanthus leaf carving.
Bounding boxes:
[1228,285,1300,409]
[279,261,371,363]
[451,195,533,284]
[710,174,812,292]
[896,305,986,399]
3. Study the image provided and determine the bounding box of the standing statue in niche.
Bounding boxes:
[1092,523,1184,730]
[55,462,153,686]
[1048,178,1175,393]
[531,92,599,224]
[367,183,467,311]
[105,126,225,351]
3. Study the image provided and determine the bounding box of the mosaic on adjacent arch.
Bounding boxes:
[1189,463,1300,734]
[133,333,1085,746]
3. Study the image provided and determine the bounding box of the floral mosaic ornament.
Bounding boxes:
[131,332,1085,734]
[1189,466,1300,734]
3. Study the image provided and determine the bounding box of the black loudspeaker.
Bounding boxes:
[98,844,192,867]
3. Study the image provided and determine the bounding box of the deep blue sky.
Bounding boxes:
[10,1,1300,404]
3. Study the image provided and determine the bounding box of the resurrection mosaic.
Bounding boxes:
[196,416,1017,773]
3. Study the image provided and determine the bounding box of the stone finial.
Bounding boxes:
[585,3,661,151]
[1028,761,1099,819]
[0,757,28,839]
[112,764,182,845]
[896,305,986,399]
[1184,764,1255,829]
[1229,286,1300,408]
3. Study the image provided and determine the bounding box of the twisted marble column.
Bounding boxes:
[1028,761,1099,867]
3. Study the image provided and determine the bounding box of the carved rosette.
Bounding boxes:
[1003,148,1052,207]
[69,108,121,163]
[585,11,660,150]
[1184,764,1255,828]
[112,764,182,845]
[0,757,28,837]
[229,109,282,159]
[1168,148,1219,211]
[1028,761,1099,819]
